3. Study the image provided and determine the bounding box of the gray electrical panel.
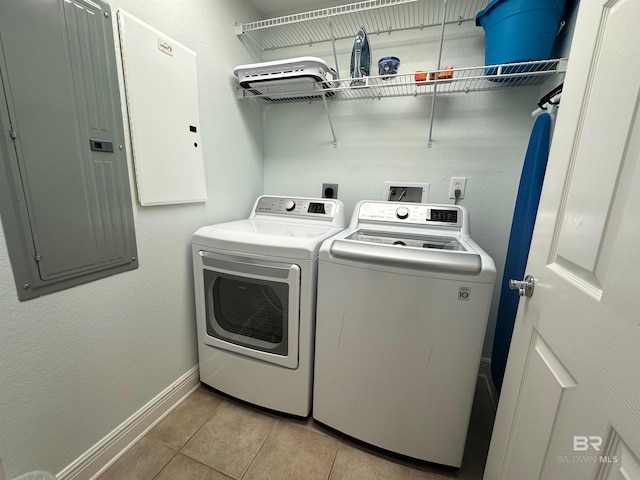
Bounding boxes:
[0,0,138,301]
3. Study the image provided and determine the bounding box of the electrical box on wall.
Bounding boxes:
[0,0,138,301]
[322,183,339,199]
[118,10,207,206]
[384,182,430,203]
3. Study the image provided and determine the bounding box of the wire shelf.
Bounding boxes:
[234,0,566,147]
[236,59,568,103]
[235,0,490,50]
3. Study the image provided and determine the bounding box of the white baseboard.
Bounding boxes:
[478,357,499,412]
[56,366,200,480]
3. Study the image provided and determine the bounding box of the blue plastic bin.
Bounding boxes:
[476,0,566,66]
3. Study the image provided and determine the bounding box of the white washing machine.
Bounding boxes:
[192,195,345,417]
[313,201,496,467]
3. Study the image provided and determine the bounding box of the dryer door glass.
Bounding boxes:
[199,252,300,366]
[206,272,288,355]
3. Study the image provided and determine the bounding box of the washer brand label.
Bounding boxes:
[458,287,471,301]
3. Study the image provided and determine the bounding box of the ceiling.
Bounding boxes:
[247,0,350,18]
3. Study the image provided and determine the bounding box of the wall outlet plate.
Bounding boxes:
[322,183,338,199]
[384,182,429,203]
[449,177,467,199]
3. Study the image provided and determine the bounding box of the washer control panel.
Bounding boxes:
[254,196,337,218]
[358,202,463,227]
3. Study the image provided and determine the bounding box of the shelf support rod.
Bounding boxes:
[329,22,341,78]
[435,0,447,70]
[427,90,436,148]
[321,92,338,148]
[427,0,448,148]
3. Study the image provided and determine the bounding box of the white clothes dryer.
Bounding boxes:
[313,201,496,467]
[192,196,345,417]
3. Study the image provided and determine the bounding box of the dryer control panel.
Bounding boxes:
[253,196,341,220]
[357,202,464,228]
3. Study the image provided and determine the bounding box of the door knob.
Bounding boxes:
[509,275,535,297]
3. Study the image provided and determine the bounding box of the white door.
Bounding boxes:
[484,1,640,479]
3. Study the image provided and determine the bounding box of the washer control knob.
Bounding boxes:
[395,207,410,219]
[284,200,296,211]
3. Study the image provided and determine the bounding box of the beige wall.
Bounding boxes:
[0,0,263,476]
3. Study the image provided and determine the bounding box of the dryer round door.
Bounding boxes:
[198,251,300,369]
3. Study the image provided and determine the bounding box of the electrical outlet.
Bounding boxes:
[448,177,467,199]
[322,183,338,199]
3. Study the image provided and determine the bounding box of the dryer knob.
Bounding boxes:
[396,207,409,219]
[284,200,296,211]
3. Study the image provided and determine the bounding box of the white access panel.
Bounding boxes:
[117,10,206,206]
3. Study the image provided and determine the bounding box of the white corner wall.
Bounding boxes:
[262,23,543,359]
[0,0,262,477]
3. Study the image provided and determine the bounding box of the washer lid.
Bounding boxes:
[347,230,466,251]
[193,218,344,259]
[329,236,482,274]
[324,226,487,275]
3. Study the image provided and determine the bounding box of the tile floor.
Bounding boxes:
[97,382,495,480]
